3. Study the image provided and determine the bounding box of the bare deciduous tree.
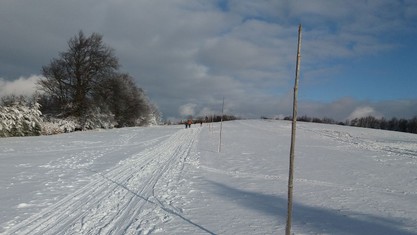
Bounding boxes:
[39,31,119,118]
[38,31,158,128]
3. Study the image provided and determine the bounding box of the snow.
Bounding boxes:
[1,120,416,234]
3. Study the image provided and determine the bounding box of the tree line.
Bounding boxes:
[349,116,417,134]
[207,115,239,123]
[174,115,239,126]
[278,115,417,134]
[1,31,159,137]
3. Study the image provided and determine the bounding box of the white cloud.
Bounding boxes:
[347,106,382,120]
[198,107,215,117]
[0,75,42,98]
[178,103,197,117]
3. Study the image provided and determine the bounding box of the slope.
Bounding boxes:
[1,120,417,234]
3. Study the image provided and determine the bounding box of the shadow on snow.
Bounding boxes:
[207,180,416,235]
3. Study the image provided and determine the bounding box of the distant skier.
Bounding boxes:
[187,119,192,128]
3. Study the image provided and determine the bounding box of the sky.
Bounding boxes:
[1,0,417,121]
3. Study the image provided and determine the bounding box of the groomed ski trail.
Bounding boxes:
[4,128,201,235]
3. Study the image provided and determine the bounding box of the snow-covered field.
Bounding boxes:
[1,120,416,234]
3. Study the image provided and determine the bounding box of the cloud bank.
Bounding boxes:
[1,0,416,120]
[0,75,42,98]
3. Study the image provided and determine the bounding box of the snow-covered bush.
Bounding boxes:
[146,115,159,126]
[0,101,42,137]
[41,117,79,135]
[41,109,116,134]
[80,108,116,130]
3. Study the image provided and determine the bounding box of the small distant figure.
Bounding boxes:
[186,119,192,128]
[200,120,203,127]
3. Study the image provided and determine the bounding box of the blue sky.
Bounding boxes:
[301,43,417,102]
[0,0,416,121]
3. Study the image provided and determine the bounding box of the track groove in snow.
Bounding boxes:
[3,128,200,235]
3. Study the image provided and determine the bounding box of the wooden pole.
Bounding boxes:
[286,24,302,235]
[218,97,225,153]
[210,114,213,133]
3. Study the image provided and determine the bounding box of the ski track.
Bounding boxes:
[301,124,417,160]
[3,128,200,235]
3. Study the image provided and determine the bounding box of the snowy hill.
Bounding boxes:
[1,120,416,234]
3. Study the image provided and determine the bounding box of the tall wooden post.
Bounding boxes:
[218,97,225,153]
[286,24,302,235]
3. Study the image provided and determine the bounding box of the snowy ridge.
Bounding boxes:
[3,128,200,235]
